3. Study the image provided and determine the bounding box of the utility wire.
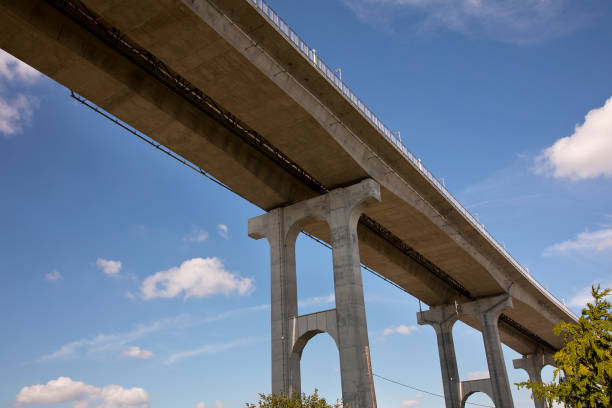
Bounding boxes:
[71,91,410,296]
[374,373,446,398]
[373,373,495,408]
[70,92,232,192]
[71,90,495,408]
[302,232,411,295]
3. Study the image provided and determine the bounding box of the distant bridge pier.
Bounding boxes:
[460,295,515,408]
[248,179,380,408]
[513,352,555,408]
[419,295,515,408]
[417,304,461,408]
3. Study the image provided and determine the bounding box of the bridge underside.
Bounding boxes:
[0,0,574,354]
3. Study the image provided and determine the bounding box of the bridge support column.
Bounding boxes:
[417,304,461,408]
[513,352,555,408]
[248,206,300,395]
[461,295,514,408]
[249,179,380,408]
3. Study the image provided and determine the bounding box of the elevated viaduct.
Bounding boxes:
[0,0,576,406]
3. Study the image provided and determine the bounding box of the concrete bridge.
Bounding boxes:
[0,0,576,407]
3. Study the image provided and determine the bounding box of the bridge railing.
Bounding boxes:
[247,0,576,319]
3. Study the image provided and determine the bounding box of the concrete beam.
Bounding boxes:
[0,0,317,211]
[180,0,514,294]
[187,0,575,340]
[290,309,339,355]
[0,0,575,356]
[460,379,494,408]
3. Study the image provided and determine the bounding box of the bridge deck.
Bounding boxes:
[0,0,576,354]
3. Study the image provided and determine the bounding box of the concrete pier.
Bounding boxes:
[513,352,555,408]
[417,304,461,408]
[249,179,380,408]
[420,295,515,408]
[461,295,515,408]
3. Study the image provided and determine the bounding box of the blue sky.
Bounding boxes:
[1,0,612,407]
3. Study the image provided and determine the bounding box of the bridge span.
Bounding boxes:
[0,0,576,407]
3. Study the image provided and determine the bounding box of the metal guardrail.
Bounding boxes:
[247,0,577,320]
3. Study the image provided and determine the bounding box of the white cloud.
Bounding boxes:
[125,292,137,300]
[415,394,424,399]
[535,96,612,180]
[0,50,40,83]
[0,93,38,136]
[196,402,224,408]
[382,325,419,337]
[200,304,269,323]
[217,224,229,239]
[37,315,191,362]
[543,228,612,255]
[165,337,264,364]
[344,0,574,44]
[97,258,122,276]
[465,193,540,210]
[298,293,335,308]
[140,257,253,300]
[401,400,420,407]
[185,229,209,242]
[14,377,149,408]
[567,281,612,308]
[466,370,490,380]
[0,50,41,137]
[37,305,267,363]
[45,270,62,282]
[123,346,153,360]
[15,377,95,407]
[98,385,149,408]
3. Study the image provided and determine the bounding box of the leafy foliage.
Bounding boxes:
[245,390,343,408]
[517,285,612,407]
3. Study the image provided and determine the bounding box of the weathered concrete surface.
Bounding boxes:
[291,309,339,353]
[249,207,299,395]
[0,0,576,354]
[461,295,515,408]
[513,352,555,408]
[249,179,379,408]
[460,379,494,408]
[419,297,521,407]
[417,305,461,408]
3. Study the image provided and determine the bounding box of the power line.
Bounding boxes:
[72,90,496,408]
[301,232,412,295]
[373,373,494,408]
[70,92,233,193]
[374,373,446,399]
[71,91,411,296]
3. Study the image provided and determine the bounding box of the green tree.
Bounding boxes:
[245,390,343,408]
[517,285,612,407]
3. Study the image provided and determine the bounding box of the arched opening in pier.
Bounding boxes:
[452,321,489,383]
[463,392,495,408]
[514,363,558,405]
[299,332,342,403]
[541,364,557,383]
[293,220,340,402]
[294,220,335,316]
